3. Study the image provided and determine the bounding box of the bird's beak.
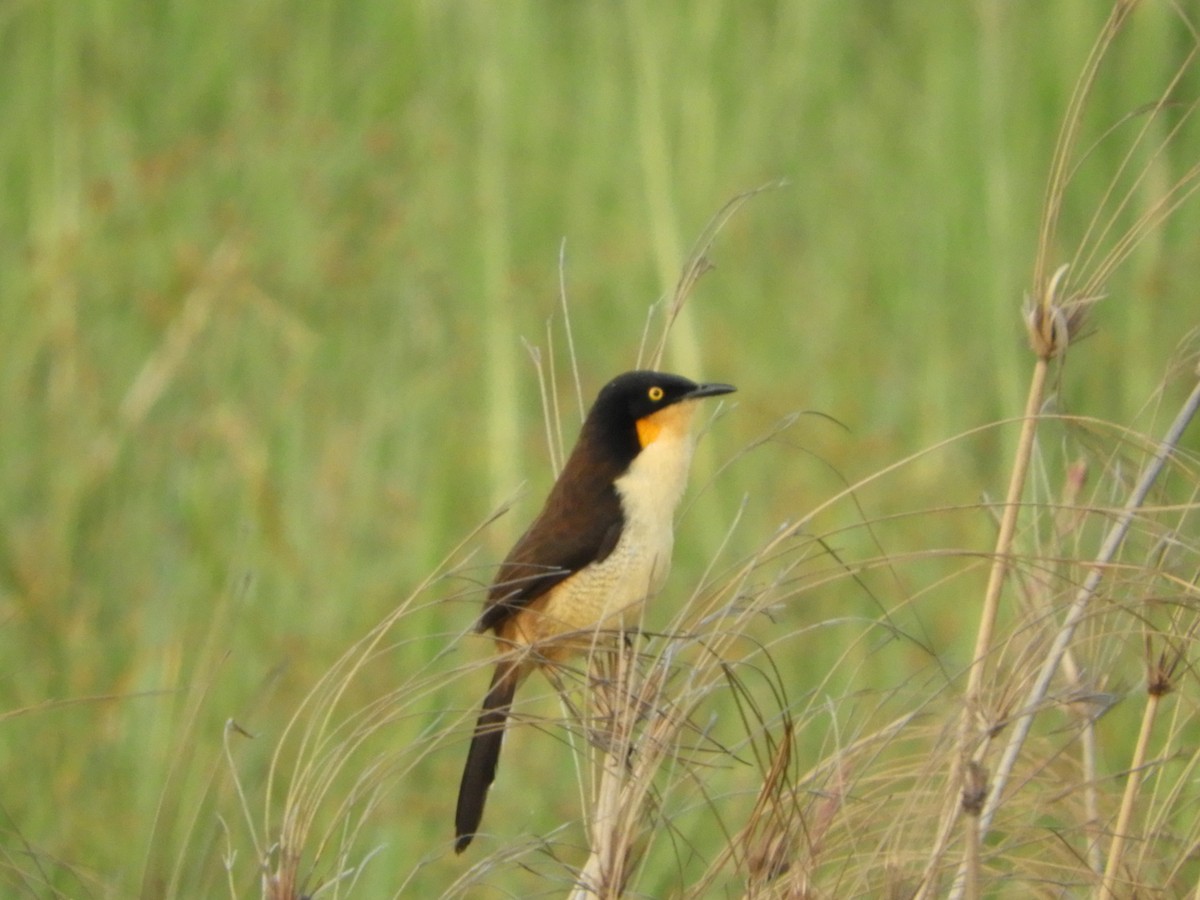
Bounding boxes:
[685,382,736,400]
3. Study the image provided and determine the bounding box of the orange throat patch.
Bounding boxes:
[636,415,662,448]
[635,400,695,449]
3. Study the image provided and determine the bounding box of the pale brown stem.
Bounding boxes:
[1098,690,1162,900]
[963,357,1049,727]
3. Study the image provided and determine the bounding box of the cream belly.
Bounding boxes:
[532,517,674,645]
[516,411,697,654]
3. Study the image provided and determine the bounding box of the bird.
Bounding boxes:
[454,369,735,853]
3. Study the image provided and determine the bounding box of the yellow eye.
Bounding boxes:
[648,386,664,402]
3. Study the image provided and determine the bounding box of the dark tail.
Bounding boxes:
[454,662,519,853]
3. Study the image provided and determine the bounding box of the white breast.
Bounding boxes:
[533,424,696,646]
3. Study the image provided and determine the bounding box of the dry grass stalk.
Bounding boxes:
[1098,601,1194,899]
[228,513,499,898]
[1010,456,1108,875]
[1097,660,1169,899]
[643,180,784,371]
[569,639,666,899]
[240,15,1200,884]
[739,722,802,895]
[980,377,1200,832]
[930,3,1200,896]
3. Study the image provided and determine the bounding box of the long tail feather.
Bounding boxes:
[454,662,519,852]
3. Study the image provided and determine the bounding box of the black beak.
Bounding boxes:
[686,382,736,400]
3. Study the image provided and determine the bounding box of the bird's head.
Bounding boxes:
[584,370,736,461]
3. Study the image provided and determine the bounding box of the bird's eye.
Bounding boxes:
[648,386,664,402]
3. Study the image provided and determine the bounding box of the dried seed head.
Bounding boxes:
[1024,264,1101,360]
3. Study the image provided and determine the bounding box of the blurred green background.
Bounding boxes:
[3,1,1199,896]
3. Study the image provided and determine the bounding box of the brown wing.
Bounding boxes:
[477,463,624,635]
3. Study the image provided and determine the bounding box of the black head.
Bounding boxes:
[580,370,736,462]
[595,370,735,419]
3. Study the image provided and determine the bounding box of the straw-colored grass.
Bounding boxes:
[246,7,1200,896]
[4,2,1200,898]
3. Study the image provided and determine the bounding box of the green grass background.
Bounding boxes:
[3,1,1200,896]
